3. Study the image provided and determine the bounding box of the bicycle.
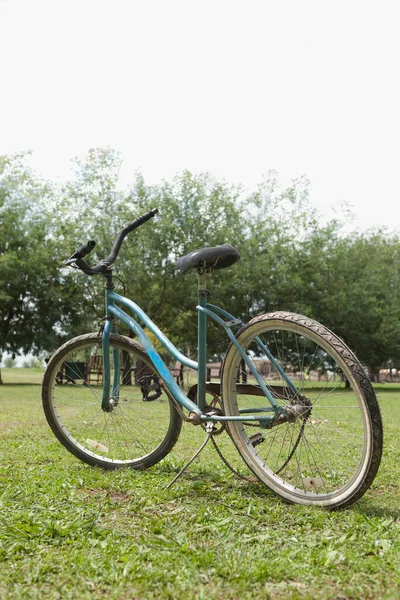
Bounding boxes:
[42,209,383,508]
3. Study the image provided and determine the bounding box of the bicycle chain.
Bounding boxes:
[210,422,306,483]
[202,393,258,482]
[209,433,256,483]
[201,391,227,436]
[204,393,308,482]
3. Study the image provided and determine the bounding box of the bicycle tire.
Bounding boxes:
[42,333,182,469]
[221,312,383,508]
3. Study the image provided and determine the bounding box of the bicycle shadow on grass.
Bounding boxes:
[353,495,400,520]
[157,463,283,501]
[356,506,400,519]
[157,462,400,519]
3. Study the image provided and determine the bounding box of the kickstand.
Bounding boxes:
[165,423,213,490]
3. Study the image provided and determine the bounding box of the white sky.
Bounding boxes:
[0,0,399,230]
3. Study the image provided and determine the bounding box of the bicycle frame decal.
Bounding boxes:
[107,291,198,371]
[105,290,202,416]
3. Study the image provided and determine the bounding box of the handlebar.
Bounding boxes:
[64,208,159,275]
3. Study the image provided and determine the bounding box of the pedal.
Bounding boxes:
[249,432,265,447]
[139,374,162,401]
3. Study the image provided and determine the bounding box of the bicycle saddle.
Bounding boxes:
[176,244,240,275]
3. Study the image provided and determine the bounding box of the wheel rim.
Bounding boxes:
[223,319,372,504]
[45,337,177,466]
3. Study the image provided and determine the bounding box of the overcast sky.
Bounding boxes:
[1,0,399,230]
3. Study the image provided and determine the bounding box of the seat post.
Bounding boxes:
[197,269,208,412]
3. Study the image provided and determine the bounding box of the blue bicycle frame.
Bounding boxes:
[101,274,299,428]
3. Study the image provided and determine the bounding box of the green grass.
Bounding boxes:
[1,370,400,599]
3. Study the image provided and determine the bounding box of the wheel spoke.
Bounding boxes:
[42,334,182,469]
[222,313,382,507]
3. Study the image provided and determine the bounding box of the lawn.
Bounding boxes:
[1,369,400,599]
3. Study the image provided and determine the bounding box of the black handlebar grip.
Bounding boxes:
[126,208,158,233]
[64,240,96,265]
[65,208,158,270]
[74,240,96,258]
[101,209,159,267]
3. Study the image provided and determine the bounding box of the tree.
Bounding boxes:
[4,356,16,368]
[4,147,400,382]
[323,233,400,379]
[278,224,400,379]
[22,357,43,368]
[53,150,247,357]
[0,154,91,383]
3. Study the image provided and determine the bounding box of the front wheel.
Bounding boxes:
[221,312,383,508]
[42,333,182,469]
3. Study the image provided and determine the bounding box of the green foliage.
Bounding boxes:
[54,151,248,353]
[0,153,92,361]
[3,356,16,368]
[22,357,42,368]
[2,148,400,374]
[287,227,400,377]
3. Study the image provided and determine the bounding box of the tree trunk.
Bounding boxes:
[236,358,248,383]
[0,367,3,385]
[241,358,247,383]
[177,363,184,386]
[367,365,379,383]
[121,350,132,385]
[135,358,151,385]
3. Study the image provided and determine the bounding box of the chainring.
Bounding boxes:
[202,391,226,436]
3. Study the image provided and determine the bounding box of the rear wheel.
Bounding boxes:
[42,333,182,469]
[221,312,383,508]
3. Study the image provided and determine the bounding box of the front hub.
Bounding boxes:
[279,394,312,424]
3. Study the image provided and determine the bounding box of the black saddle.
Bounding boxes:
[176,244,240,275]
